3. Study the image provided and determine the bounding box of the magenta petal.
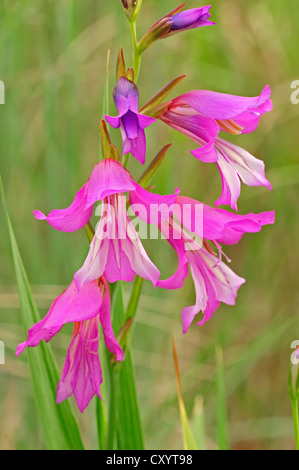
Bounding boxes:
[16,280,103,357]
[174,85,272,121]
[161,110,219,149]
[170,6,215,33]
[100,279,123,361]
[86,159,135,208]
[122,111,139,140]
[114,77,139,114]
[129,184,179,224]
[217,211,275,245]
[138,114,156,129]
[215,155,241,211]
[156,221,189,290]
[104,114,121,129]
[34,183,93,232]
[234,99,273,134]
[56,317,103,413]
[182,249,245,332]
[216,138,272,190]
[190,140,218,162]
[129,129,146,164]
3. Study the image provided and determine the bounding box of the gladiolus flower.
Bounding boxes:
[158,86,273,210]
[155,196,275,332]
[33,158,179,288]
[16,277,123,412]
[105,77,155,164]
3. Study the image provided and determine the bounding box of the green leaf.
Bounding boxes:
[111,282,145,450]
[138,145,172,189]
[173,338,198,450]
[140,75,186,115]
[215,346,229,450]
[191,396,206,450]
[0,173,84,450]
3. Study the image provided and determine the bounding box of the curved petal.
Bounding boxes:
[86,159,135,207]
[16,280,102,356]
[33,183,93,232]
[190,140,218,162]
[104,114,121,129]
[100,278,124,362]
[156,221,189,290]
[129,184,180,224]
[138,114,156,129]
[216,137,272,190]
[56,317,103,413]
[182,249,245,332]
[128,128,146,164]
[215,154,241,211]
[161,110,219,148]
[174,85,272,121]
[114,77,139,114]
[170,6,215,33]
[233,99,273,134]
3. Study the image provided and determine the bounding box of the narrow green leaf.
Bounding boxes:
[117,349,145,450]
[215,346,229,450]
[191,396,206,450]
[111,282,145,450]
[173,338,198,450]
[0,173,84,450]
[140,75,186,115]
[102,49,110,118]
[138,145,172,189]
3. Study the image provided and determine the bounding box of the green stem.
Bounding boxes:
[106,366,119,449]
[292,398,299,450]
[129,20,141,81]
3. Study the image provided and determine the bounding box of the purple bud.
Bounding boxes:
[169,6,215,34]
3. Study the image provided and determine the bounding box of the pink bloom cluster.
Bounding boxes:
[17,4,275,412]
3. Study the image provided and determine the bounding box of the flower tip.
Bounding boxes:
[33,210,46,221]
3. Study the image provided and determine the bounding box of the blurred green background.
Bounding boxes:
[0,0,298,450]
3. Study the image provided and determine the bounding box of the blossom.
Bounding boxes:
[139,5,214,53]
[155,196,275,332]
[158,86,273,210]
[34,158,179,289]
[16,277,123,412]
[105,78,155,164]
[167,6,215,36]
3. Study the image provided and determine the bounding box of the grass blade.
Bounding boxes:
[215,346,229,450]
[111,282,145,450]
[173,338,198,450]
[0,173,84,450]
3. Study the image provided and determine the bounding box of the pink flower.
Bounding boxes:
[16,277,123,412]
[158,86,273,210]
[105,78,155,164]
[156,196,275,332]
[34,158,179,289]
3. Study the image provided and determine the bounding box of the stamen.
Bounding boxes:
[216,119,243,135]
[212,241,231,267]
[72,322,82,337]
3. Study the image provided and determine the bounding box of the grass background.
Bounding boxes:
[0,0,298,450]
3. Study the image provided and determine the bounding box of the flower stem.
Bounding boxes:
[106,364,119,450]
[291,398,299,450]
[129,20,141,81]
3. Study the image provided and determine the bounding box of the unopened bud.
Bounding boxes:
[121,0,141,21]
